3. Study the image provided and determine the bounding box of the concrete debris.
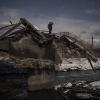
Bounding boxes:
[55,81,100,100]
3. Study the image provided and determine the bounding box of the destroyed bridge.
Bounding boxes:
[0,18,97,71]
[0,18,98,91]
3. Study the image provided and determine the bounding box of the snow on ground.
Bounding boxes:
[90,81,100,89]
[59,58,100,71]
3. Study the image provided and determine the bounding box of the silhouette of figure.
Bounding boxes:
[48,22,53,34]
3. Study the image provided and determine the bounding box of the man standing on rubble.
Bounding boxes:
[48,22,54,34]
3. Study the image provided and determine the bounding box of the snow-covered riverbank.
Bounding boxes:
[55,80,100,100]
[59,58,100,71]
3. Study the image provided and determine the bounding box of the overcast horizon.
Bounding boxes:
[0,0,100,48]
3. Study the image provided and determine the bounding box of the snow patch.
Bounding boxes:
[59,58,100,71]
[90,81,100,89]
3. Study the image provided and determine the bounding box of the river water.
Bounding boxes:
[0,60,100,100]
[56,70,100,83]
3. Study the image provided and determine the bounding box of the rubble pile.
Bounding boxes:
[55,81,100,100]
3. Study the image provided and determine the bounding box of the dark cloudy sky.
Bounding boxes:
[0,0,100,47]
